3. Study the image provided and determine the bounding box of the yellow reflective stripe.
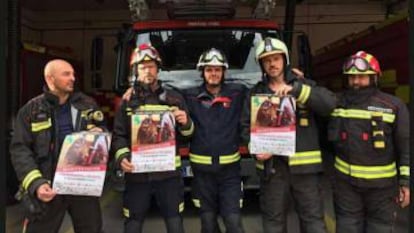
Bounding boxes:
[189,153,212,164]
[373,130,384,136]
[219,152,240,164]
[138,105,177,111]
[289,150,322,166]
[31,119,52,132]
[240,199,243,208]
[256,161,264,170]
[115,147,130,160]
[335,157,397,179]
[86,124,96,130]
[180,122,194,136]
[123,208,130,217]
[22,169,42,190]
[175,156,181,167]
[297,84,311,104]
[190,152,240,165]
[331,109,395,123]
[400,166,410,176]
[179,202,185,213]
[192,199,200,208]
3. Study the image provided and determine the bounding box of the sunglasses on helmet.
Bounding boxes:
[343,57,372,72]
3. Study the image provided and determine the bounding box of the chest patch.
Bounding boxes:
[367,106,393,114]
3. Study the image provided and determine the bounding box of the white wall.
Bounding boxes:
[21,2,386,92]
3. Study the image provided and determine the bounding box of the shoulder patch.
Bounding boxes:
[93,110,104,121]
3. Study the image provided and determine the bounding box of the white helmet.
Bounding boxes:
[255,37,290,65]
[196,48,229,70]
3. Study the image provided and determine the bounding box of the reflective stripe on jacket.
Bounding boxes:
[241,72,336,175]
[10,91,106,194]
[328,88,409,187]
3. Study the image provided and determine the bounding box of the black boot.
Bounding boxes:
[223,214,245,233]
[201,212,222,233]
[124,218,144,233]
[165,216,185,233]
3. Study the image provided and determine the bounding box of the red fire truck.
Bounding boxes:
[95,0,311,189]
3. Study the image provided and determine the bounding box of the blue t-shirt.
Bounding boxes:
[57,102,74,145]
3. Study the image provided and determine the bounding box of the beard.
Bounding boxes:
[206,82,221,88]
[138,74,157,88]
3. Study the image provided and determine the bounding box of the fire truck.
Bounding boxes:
[312,12,409,103]
[93,0,311,189]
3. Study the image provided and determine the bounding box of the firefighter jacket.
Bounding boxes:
[328,87,409,188]
[241,72,336,175]
[10,90,106,196]
[183,83,247,173]
[111,82,194,183]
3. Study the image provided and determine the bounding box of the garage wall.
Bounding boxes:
[21,3,386,92]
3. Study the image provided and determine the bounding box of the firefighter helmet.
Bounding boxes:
[130,43,162,66]
[196,48,229,69]
[255,37,290,65]
[343,51,381,75]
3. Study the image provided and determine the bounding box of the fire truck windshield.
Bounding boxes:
[135,29,276,89]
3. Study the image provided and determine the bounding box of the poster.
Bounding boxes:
[250,94,296,156]
[53,131,111,196]
[130,110,176,173]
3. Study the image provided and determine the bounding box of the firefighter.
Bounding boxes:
[10,59,106,233]
[328,51,410,233]
[111,43,194,233]
[241,37,336,233]
[182,48,246,233]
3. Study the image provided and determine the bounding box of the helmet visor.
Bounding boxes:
[343,57,370,73]
[131,47,161,65]
[202,50,226,63]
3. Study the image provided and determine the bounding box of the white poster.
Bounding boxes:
[250,94,296,156]
[130,110,176,173]
[53,131,111,196]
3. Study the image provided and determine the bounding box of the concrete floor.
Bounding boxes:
[6,177,409,233]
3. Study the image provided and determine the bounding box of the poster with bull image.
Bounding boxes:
[53,131,111,196]
[250,94,296,156]
[130,110,176,173]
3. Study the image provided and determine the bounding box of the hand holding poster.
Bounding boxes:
[53,131,111,196]
[250,94,296,156]
[130,108,176,173]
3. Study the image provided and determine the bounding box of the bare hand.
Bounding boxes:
[274,84,293,96]
[256,154,272,161]
[89,127,103,132]
[291,68,305,79]
[173,109,188,126]
[122,87,134,101]
[398,186,410,208]
[36,183,56,202]
[120,158,134,173]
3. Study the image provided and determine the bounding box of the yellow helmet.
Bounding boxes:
[255,37,290,65]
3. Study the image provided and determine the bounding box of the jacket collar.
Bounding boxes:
[343,87,377,105]
[43,85,80,106]
[197,83,231,100]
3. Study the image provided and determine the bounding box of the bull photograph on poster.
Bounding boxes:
[250,94,296,156]
[53,131,111,196]
[130,110,176,173]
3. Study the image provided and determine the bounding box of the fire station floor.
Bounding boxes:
[7,174,409,233]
